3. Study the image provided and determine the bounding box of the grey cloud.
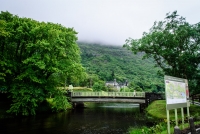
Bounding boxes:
[0,0,200,46]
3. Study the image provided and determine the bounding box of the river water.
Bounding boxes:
[0,103,149,134]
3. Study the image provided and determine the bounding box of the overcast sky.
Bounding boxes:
[1,0,200,46]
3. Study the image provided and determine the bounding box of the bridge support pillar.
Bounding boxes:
[139,103,146,113]
[73,102,85,108]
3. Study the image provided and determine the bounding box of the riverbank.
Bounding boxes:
[129,100,200,134]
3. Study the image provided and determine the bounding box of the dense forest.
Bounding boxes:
[78,42,164,92]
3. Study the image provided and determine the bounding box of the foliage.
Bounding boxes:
[0,19,10,82]
[78,42,164,92]
[120,86,131,92]
[47,90,71,112]
[128,81,143,91]
[124,11,200,94]
[92,80,106,91]
[106,85,118,92]
[79,73,100,88]
[0,11,85,115]
[129,122,167,134]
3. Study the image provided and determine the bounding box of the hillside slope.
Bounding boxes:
[78,42,164,92]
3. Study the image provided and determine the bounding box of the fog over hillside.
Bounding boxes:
[78,42,164,92]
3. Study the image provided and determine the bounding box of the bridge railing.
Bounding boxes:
[72,92,145,98]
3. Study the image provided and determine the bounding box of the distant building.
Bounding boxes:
[105,79,128,91]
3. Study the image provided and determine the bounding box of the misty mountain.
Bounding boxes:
[78,42,164,92]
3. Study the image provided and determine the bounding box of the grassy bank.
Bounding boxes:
[72,87,93,92]
[129,100,200,134]
[146,100,200,119]
[58,87,93,92]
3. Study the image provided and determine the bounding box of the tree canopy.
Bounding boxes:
[0,11,85,115]
[124,11,200,94]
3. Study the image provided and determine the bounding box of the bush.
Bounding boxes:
[92,81,106,91]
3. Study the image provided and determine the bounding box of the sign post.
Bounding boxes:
[164,75,190,134]
[181,108,184,129]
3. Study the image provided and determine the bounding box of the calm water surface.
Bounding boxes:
[0,103,148,134]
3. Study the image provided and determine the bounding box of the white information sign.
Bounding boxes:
[165,75,188,110]
[165,80,186,104]
[164,75,190,134]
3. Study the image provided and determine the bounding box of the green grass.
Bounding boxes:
[160,121,200,134]
[58,87,93,92]
[128,100,200,134]
[146,100,167,119]
[129,121,200,134]
[128,128,144,134]
[146,100,200,120]
[72,87,93,92]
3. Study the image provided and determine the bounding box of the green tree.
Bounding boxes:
[0,19,11,82]
[92,80,106,91]
[80,74,100,88]
[124,11,200,94]
[128,81,142,91]
[0,11,85,115]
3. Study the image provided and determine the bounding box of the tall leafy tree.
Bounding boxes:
[124,11,200,94]
[0,19,10,82]
[0,11,85,115]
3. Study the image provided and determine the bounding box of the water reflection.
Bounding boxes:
[0,103,146,134]
[99,103,139,108]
